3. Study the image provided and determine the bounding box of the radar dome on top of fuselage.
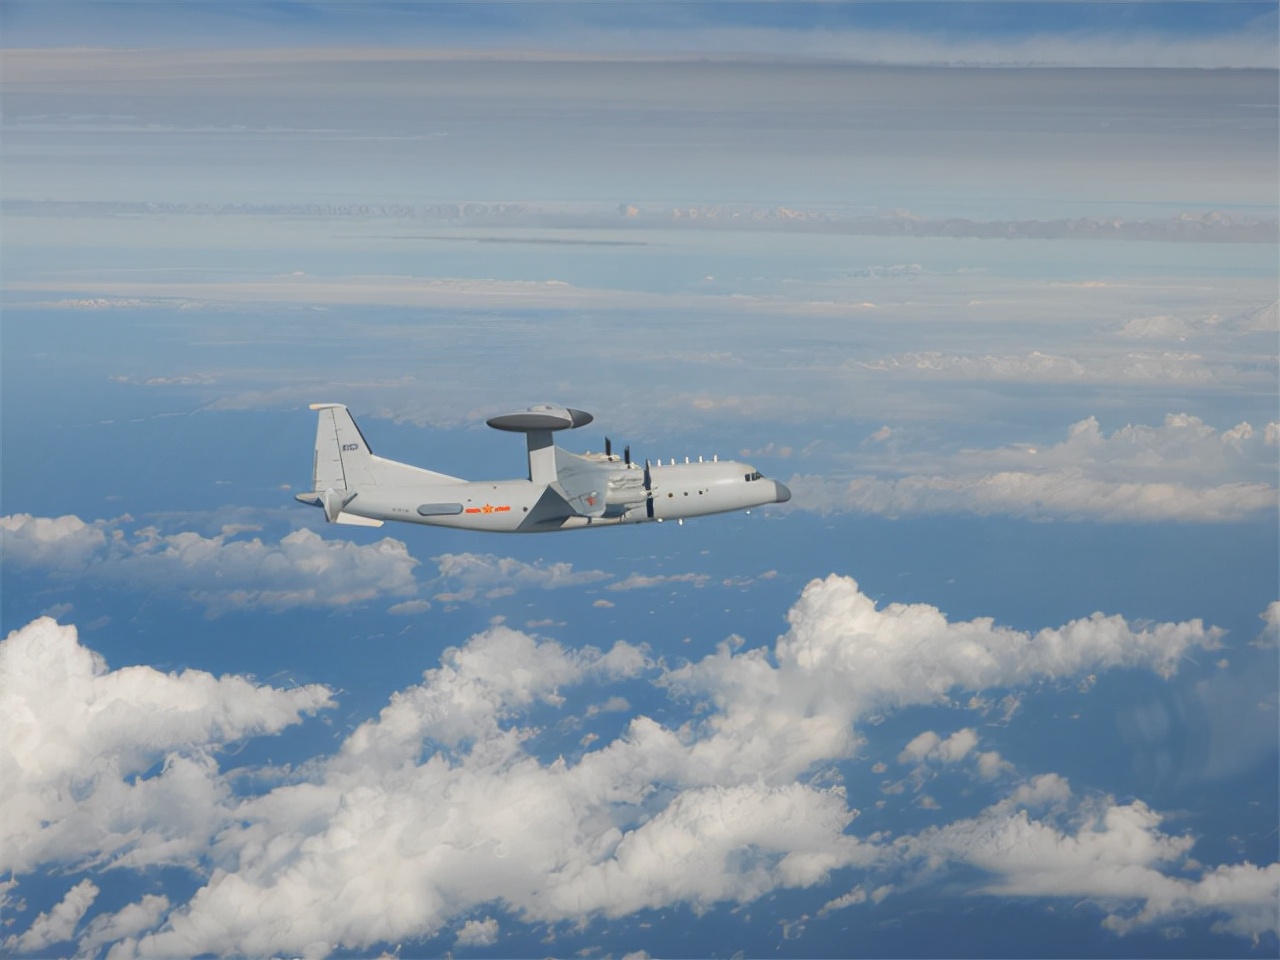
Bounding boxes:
[486,405,594,432]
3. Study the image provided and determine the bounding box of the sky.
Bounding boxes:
[1,3,1278,958]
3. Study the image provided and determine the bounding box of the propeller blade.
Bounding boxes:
[644,459,654,518]
[624,445,631,466]
[605,437,612,458]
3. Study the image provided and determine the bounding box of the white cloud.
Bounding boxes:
[0,513,109,568]
[855,350,1231,385]
[790,414,1279,522]
[2,514,634,613]
[2,879,98,954]
[585,696,631,718]
[897,775,1280,939]
[818,885,867,915]
[455,917,498,947]
[1,514,422,614]
[1117,314,1199,341]
[792,471,1275,523]
[332,625,645,755]
[431,552,610,602]
[388,599,432,615]
[898,728,979,766]
[3,581,1267,957]
[1255,602,1280,648]
[976,751,1007,780]
[563,26,1280,69]
[607,572,709,592]
[78,895,171,958]
[961,414,1274,484]
[664,574,1219,784]
[0,617,333,876]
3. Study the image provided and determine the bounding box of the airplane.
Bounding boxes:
[295,402,791,533]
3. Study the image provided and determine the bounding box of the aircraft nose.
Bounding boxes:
[773,480,792,504]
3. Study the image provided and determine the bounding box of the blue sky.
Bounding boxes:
[2,1,1278,68]
[2,2,1277,59]
[1,4,1278,958]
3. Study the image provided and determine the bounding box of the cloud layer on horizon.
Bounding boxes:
[791,413,1279,522]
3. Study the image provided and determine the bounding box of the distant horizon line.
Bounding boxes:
[4,44,1277,71]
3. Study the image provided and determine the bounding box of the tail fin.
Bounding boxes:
[310,402,380,490]
[306,402,463,493]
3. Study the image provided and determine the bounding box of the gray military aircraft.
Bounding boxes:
[296,403,791,532]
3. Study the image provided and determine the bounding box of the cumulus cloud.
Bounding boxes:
[2,514,637,613]
[0,619,333,877]
[4,581,1270,957]
[896,774,1280,939]
[1118,300,1279,341]
[2,879,99,955]
[1255,602,1280,648]
[664,575,1220,783]
[790,414,1279,522]
[1,514,421,614]
[0,513,108,568]
[455,917,499,947]
[898,728,979,766]
[77,894,171,958]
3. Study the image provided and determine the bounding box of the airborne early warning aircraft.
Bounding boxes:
[296,403,791,532]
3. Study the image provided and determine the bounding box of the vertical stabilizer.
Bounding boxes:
[306,403,462,498]
[311,402,379,489]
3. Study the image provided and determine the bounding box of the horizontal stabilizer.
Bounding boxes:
[335,511,383,527]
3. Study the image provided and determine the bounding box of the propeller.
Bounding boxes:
[605,437,612,458]
[643,459,654,519]
[624,444,631,466]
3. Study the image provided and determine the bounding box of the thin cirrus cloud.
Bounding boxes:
[852,350,1256,386]
[790,413,1280,522]
[2,575,1272,956]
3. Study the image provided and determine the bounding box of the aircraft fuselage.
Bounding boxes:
[297,403,791,534]
[343,458,786,532]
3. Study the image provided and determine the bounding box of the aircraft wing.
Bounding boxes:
[552,451,610,518]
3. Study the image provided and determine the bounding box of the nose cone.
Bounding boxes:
[773,480,792,504]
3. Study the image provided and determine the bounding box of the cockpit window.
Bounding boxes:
[745,471,763,482]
